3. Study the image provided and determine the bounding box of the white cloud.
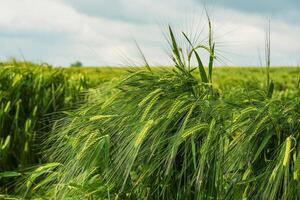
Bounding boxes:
[212,7,300,65]
[0,0,80,33]
[0,0,299,66]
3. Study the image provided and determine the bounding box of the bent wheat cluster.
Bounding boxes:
[16,18,300,200]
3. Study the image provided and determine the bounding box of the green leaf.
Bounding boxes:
[252,133,273,162]
[267,80,274,98]
[195,52,209,83]
[182,32,208,83]
[169,26,185,72]
[208,43,215,83]
[0,171,21,178]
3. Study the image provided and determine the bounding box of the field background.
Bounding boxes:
[69,66,300,91]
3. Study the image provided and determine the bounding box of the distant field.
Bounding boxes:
[68,66,299,86]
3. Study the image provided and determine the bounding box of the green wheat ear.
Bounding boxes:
[8,12,299,200]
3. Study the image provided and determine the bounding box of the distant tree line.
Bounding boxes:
[70,61,83,67]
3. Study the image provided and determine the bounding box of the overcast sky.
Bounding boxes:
[0,0,299,66]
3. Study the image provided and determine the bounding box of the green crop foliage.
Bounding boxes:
[1,17,296,200]
[0,18,299,199]
[0,61,95,193]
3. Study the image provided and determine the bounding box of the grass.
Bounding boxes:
[0,18,299,199]
[0,61,93,194]
[0,66,299,199]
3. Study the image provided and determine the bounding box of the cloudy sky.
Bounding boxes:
[0,0,299,66]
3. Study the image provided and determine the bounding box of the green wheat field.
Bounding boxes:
[0,24,300,199]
